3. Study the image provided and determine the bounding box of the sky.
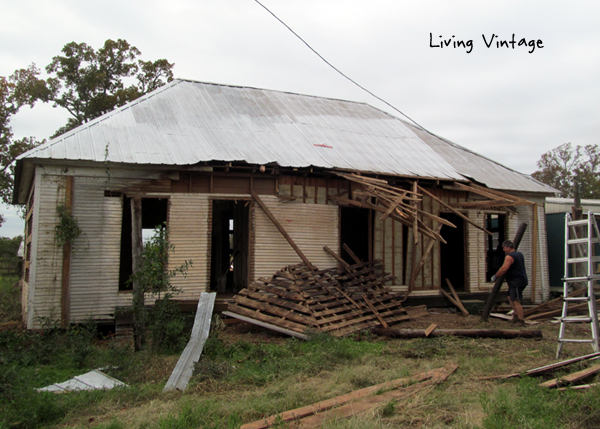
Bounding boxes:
[1,0,599,237]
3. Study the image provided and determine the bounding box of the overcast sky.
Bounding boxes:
[1,0,598,237]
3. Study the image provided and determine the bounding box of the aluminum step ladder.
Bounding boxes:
[556,211,600,359]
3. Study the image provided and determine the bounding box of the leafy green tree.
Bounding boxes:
[0,65,48,213]
[0,39,174,224]
[532,143,600,198]
[45,39,174,137]
[130,225,191,352]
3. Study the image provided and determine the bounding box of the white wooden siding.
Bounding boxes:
[28,172,66,328]
[169,194,211,297]
[69,176,124,323]
[467,210,486,293]
[253,196,339,279]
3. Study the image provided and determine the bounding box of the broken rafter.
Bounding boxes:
[417,184,492,236]
[328,195,442,242]
[335,171,421,199]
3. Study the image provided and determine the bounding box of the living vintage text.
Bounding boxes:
[429,33,544,54]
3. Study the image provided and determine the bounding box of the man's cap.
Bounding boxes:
[502,240,515,248]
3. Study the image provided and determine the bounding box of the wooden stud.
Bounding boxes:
[60,176,74,329]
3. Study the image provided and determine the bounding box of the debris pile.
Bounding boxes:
[224,259,428,338]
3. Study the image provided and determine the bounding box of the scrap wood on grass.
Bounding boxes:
[478,352,600,386]
[241,363,458,429]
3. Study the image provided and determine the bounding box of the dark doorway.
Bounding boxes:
[210,200,249,294]
[486,214,506,282]
[340,207,371,265]
[440,213,466,291]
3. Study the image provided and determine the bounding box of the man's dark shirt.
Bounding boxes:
[505,250,528,288]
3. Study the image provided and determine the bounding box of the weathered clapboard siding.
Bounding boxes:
[508,205,534,302]
[467,209,486,294]
[69,176,124,323]
[253,196,339,279]
[169,194,211,297]
[536,204,550,303]
[28,171,66,328]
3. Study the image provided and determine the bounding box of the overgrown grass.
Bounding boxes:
[0,275,21,323]
[3,299,600,428]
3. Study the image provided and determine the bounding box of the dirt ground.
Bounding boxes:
[217,306,564,344]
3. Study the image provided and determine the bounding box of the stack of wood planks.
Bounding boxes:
[224,260,428,338]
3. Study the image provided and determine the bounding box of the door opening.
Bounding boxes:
[210,200,250,294]
[440,213,466,291]
[340,206,371,265]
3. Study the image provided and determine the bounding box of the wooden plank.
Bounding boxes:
[531,205,538,303]
[226,304,308,333]
[250,283,306,302]
[540,363,600,388]
[445,278,469,316]
[372,328,543,339]
[409,225,442,292]
[238,289,313,315]
[240,365,453,429]
[425,323,438,337]
[61,175,74,329]
[478,352,600,380]
[222,311,308,340]
[523,288,586,317]
[164,292,216,392]
[289,364,458,428]
[438,287,467,316]
[233,295,317,326]
[362,295,389,328]
[417,185,492,236]
[131,196,144,351]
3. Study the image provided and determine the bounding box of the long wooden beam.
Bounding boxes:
[251,189,316,271]
[61,176,74,329]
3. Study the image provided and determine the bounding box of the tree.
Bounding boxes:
[0,39,174,224]
[45,39,174,137]
[532,143,600,199]
[129,225,191,352]
[0,65,48,214]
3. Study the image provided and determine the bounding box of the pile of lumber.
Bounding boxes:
[224,260,428,338]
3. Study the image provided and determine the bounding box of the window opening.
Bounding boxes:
[118,197,168,290]
[486,214,506,282]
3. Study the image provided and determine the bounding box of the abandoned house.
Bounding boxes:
[13,79,557,330]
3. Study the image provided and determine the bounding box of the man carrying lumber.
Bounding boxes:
[492,240,528,326]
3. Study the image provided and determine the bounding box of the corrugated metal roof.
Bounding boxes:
[17,79,554,193]
[406,124,557,194]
